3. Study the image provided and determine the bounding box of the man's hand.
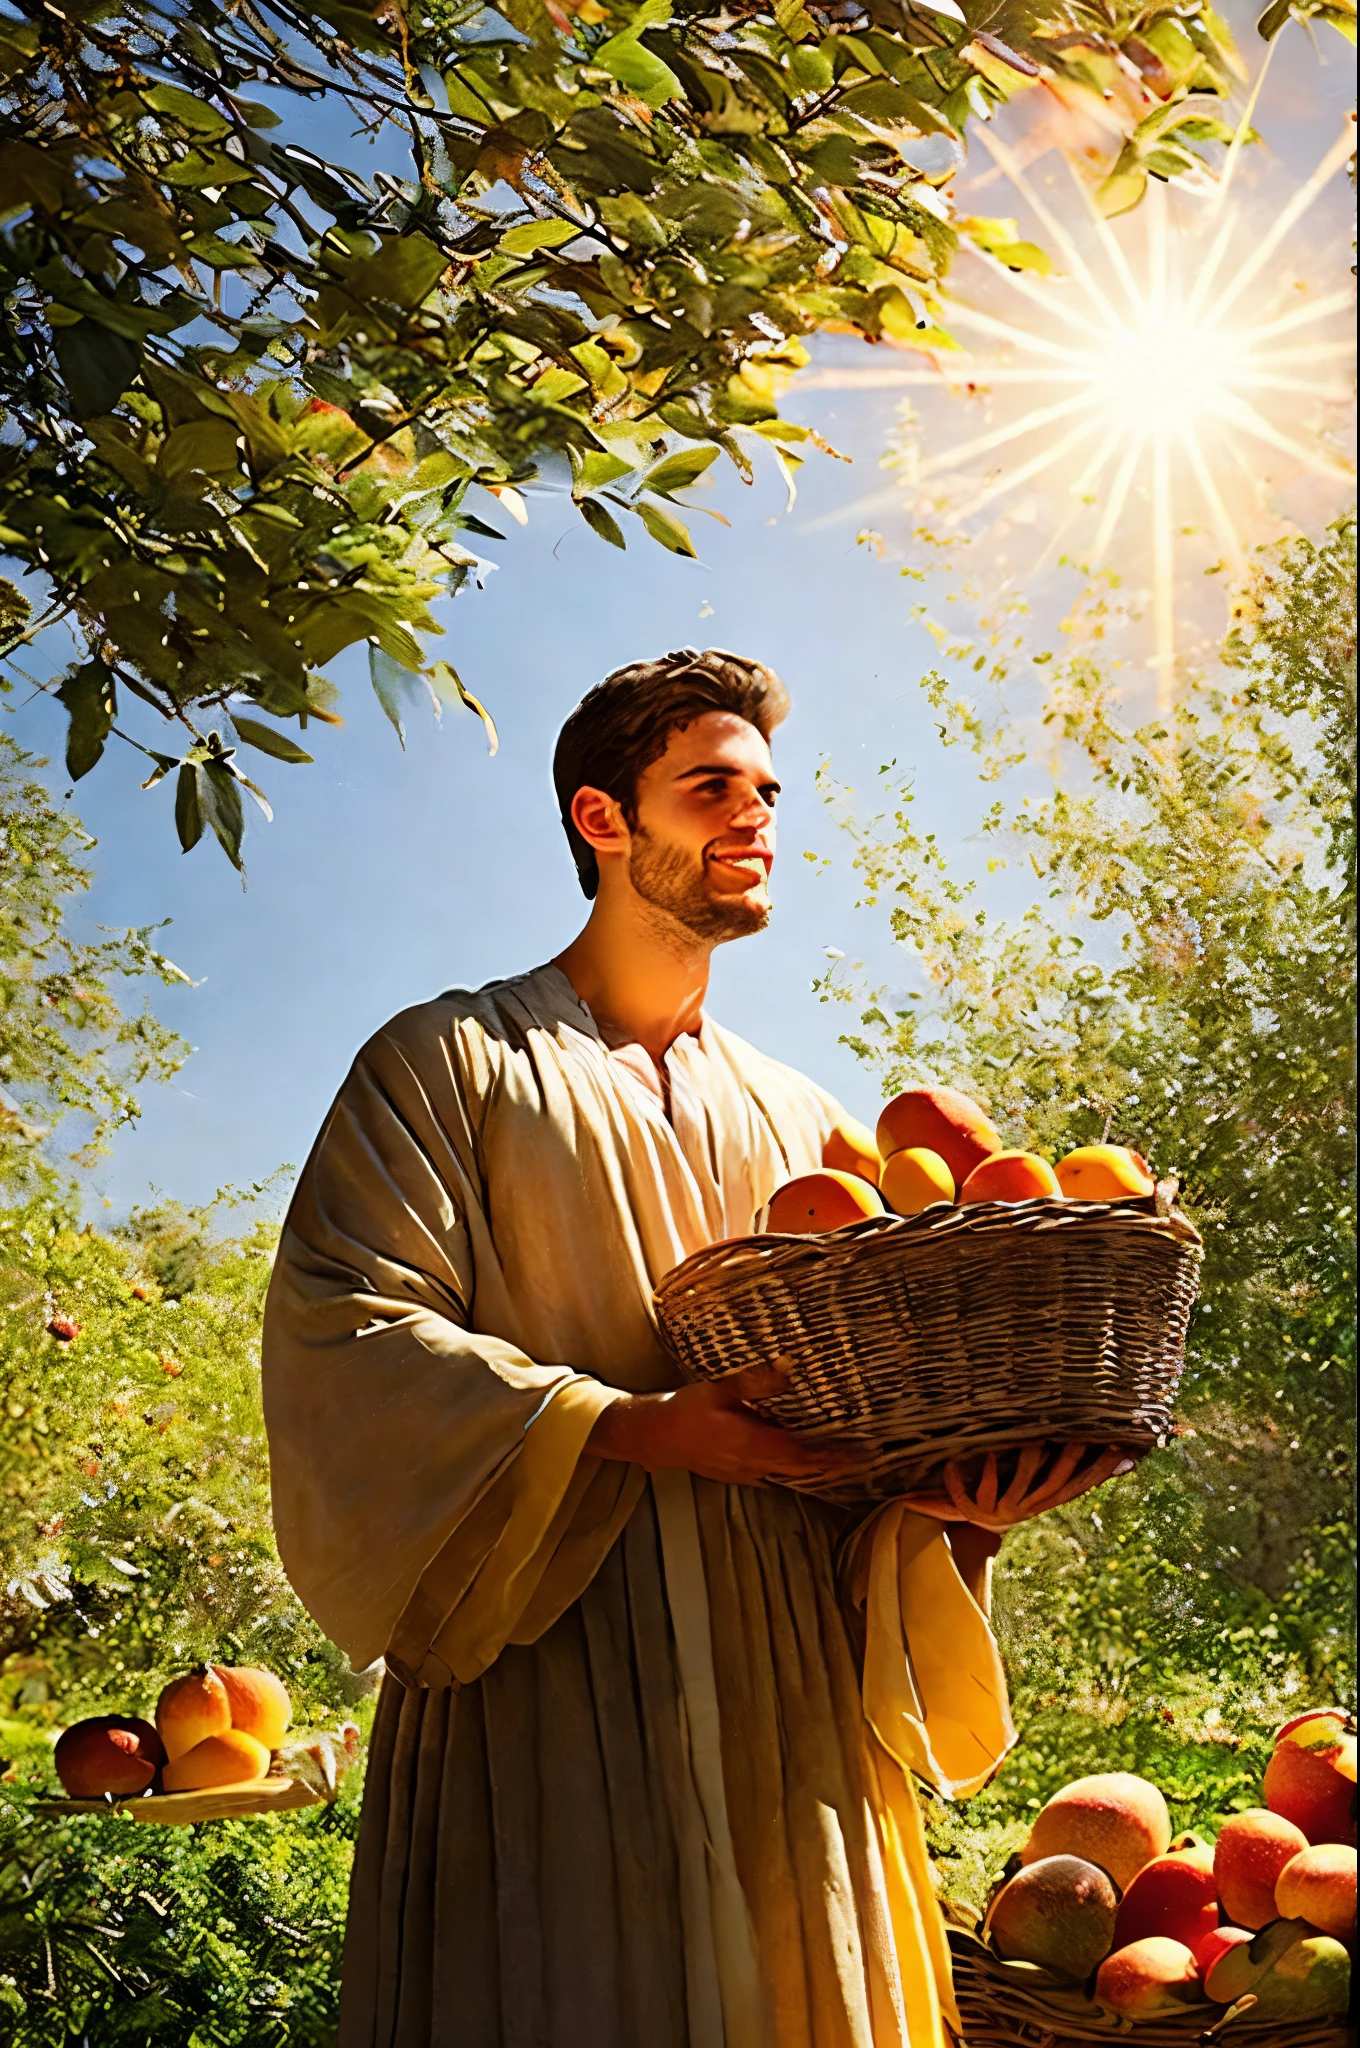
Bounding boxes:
[587,1364,856,1487]
[904,1440,1138,1533]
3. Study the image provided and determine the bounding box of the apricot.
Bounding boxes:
[880,1146,954,1217]
[1113,1844,1217,1954]
[217,1665,291,1751]
[766,1170,884,1235]
[155,1664,232,1762]
[1265,1715,1357,1846]
[823,1117,882,1188]
[960,1151,1062,1205]
[1214,1808,1310,1928]
[1275,1843,1357,1942]
[987,1855,1119,1982]
[160,1727,271,1792]
[1022,1773,1171,1892]
[1054,1144,1155,1201]
[54,1715,165,1798]
[875,1086,1000,1188]
[1095,1936,1201,2016]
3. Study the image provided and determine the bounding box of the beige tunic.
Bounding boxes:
[263,965,1013,2047]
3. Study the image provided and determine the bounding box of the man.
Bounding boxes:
[263,648,1126,2047]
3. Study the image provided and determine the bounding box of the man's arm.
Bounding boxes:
[586,1363,860,1486]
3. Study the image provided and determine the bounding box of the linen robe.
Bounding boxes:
[263,964,1014,2047]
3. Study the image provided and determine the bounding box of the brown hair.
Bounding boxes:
[553,647,790,898]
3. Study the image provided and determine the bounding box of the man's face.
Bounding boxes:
[626,711,779,944]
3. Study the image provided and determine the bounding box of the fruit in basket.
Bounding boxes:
[217,1665,292,1750]
[1054,1145,1155,1200]
[161,1727,271,1792]
[1214,1809,1310,1927]
[1022,1773,1171,1890]
[156,1664,232,1761]
[823,1117,882,1187]
[1202,1916,1350,2017]
[960,1151,1062,1205]
[880,1146,953,1217]
[875,1087,1001,1188]
[1112,1841,1218,1953]
[1095,1936,1202,2015]
[54,1715,166,1797]
[1274,1843,1357,1942]
[986,1855,1119,1981]
[1264,1711,1357,1845]
[767,1170,884,1234]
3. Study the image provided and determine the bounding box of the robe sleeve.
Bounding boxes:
[262,1018,644,1687]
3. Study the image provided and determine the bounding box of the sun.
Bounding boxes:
[802,112,1356,705]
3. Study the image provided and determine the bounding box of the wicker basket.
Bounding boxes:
[947,1928,1351,2048]
[653,1191,1203,1507]
[33,1773,328,1825]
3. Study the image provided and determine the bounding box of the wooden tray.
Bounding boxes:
[33,1773,327,1825]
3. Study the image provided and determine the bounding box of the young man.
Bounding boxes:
[263,649,1125,2048]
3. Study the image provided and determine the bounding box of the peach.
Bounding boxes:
[1095,1937,1202,2016]
[1195,1924,1252,1980]
[1202,1914,1299,2003]
[823,1117,882,1188]
[766,1170,884,1235]
[1214,1809,1310,1928]
[1275,1843,1357,1942]
[217,1666,291,1751]
[54,1715,165,1798]
[960,1151,1062,1205]
[1265,1716,1357,1846]
[1113,1844,1217,1954]
[1054,1144,1155,1200]
[880,1146,954,1217]
[160,1727,271,1792]
[986,1855,1119,1982]
[875,1086,1001,1188]
[1022,1773,1171,1892]
[155,1664,232,1762]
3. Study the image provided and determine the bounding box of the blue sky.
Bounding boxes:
[8,11,1353,1215]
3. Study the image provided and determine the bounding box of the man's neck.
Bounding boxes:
[553,894,711,1062]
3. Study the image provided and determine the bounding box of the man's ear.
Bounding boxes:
[570,784,630,865]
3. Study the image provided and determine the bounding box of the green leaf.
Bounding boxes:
[229,715,314,764]
[580,497,627,550]
[594,1,684,108]
[343,234,449,310]
[57,661,116,780]
[640,446,719,498]
[369,644,425,748]
[571,449,635,498]
[499,218,580,256]
[428,662,499,755]
[143,80,231,137]
[636,499,698,557]
[51,324,140,421]
[174,763,204,852]
[202,760,246,870]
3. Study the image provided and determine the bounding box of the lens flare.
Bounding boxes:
[802,113,1356,705]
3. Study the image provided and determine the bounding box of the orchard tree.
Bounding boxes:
[0,0,1248,863]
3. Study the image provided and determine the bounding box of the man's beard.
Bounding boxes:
[628,827,770,944]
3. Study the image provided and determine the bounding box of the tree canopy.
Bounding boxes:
[0,0,1254,862]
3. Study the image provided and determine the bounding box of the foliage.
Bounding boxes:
[0,735,188,1189]
[819,516,1357,1902]
[0,0,1246,863]
[0,1186,373,2037]
[0,1794,357,2044]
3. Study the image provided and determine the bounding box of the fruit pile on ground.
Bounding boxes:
[980,1710,1355,2023]
[54,1663,292,1799]
[767,1087,1156,1234]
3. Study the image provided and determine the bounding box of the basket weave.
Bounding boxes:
[947,1928,1350,2048]
[654,1192,1203,1506]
